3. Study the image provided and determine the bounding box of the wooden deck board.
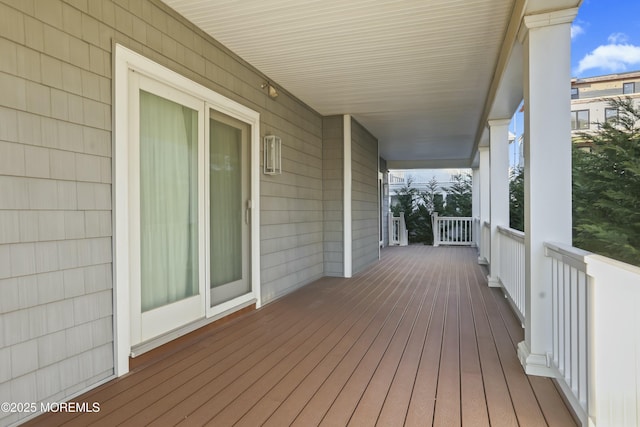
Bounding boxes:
[474,263,549,426]
[321,254,429,426]
[233,256,405,426]
[25,246,577,427]
[291,252,426,426]
[465,253,520,427]
[459,259,490,427]
[404,250,449,427]
[375,249,444,426]
[433,267,461,427]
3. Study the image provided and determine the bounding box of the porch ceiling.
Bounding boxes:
[161,0,581,168]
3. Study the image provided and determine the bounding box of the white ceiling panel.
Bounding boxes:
[159,0,552,167]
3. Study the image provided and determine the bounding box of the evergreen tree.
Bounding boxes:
[573,97,640,266]
[509,167,525,231]
[390,177,421,243]
[416,177,445,244]
[443,173,472,217]
[421,176,445,215]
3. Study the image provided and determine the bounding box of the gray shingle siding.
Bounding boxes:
[0,0,326,423]
[351,118,379,275]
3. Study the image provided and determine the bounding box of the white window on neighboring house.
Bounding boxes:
[571,87,579,99]
[605,108,618,123]
[623,82,635,95]
[571,110,590,130]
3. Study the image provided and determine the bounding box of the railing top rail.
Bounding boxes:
[483,221,490,228]
[587,253,640,276]
[497,225,525,242]
[544,241,591,259]
[544,241,590,271]
[434,216,473,221]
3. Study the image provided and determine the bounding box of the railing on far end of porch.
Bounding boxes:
[389,212,408,246]
[544,242,640,427]
[432,213,474,247]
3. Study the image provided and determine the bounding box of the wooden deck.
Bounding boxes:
[26,246,576,426]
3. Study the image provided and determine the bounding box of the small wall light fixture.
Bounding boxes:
[261,81,279,99]
[263,135,282,175]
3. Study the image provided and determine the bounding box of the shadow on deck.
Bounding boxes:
[25,245,576,426]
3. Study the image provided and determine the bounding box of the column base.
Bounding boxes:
[477,256,488,265]
[517,341,555,377]
[487,275,501,288]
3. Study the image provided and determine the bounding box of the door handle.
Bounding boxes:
[245,200,251,224]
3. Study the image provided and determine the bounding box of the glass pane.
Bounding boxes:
[571,87,579,99]
[577,110,589,129]
[623,82,634,94]
[139,90,199,312]
[210,114,244,291]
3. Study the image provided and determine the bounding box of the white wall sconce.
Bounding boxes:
[263,135,282,175]
[261,81,279,99]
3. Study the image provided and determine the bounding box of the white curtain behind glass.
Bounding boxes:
[139,90,198,312]
[210,118,243,288]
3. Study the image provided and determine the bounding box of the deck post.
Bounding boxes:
[471,167,480,248]
[487,119,511,288]
[517,8,577,377]
[478,146,490,265]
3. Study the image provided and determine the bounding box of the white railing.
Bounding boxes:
[388,212,408,246]
[478,221,491,265]
[545,242,590,424]
[432,214,474,246]
[473,217,480,248]
[389,174,405,184]
[545,242,640,427]
[497,226,525,322]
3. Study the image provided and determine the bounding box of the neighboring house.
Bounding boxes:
[571,70,640,140]
[388,169,471,208]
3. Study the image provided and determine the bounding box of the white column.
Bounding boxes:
[472,167,480,248]
[478,146,490,265]
[487,119,510,287]
[517,9,577,376]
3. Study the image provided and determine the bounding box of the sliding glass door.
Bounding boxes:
[125,66,257,347]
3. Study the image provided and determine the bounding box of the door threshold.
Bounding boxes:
[129,300,256,371]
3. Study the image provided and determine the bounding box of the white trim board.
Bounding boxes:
[343,114,352,278]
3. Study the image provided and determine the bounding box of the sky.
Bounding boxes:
[571,0,640,78]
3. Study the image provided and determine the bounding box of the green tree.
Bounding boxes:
[443,173,472,217]
[421,176,445,215]
[509,167,524,231]
[391,176,445,244]
[390,177,421,243]
[416,177,444,244]
[573,97,640,266]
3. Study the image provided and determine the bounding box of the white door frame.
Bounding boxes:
[113,44,261,376]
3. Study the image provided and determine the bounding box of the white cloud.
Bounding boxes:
[608,32,629,44]
[571,24,585,39]
[576,43,640,74]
